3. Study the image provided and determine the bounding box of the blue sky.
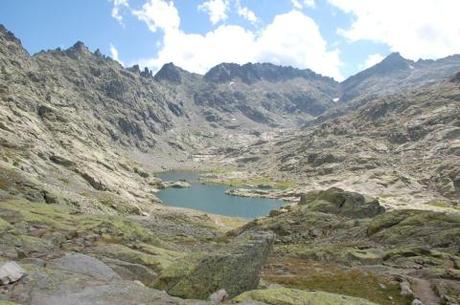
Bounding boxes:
[1,0,459,81]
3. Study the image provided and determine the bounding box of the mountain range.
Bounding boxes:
[0,24,459,305]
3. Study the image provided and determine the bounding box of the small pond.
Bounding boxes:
[156,171,284,219]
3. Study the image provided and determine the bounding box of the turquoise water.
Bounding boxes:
[157,171,284,219]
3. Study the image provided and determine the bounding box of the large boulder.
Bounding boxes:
[155,231,274,299]
[29,281,210,305]
[100,257,158,286]
[3,259,210,305]
[299,187,385,218]
[233,288,380,305]
[0,261,25,285]
[48,253,121,281]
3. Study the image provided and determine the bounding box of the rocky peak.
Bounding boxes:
[154,62,183,83]
[70,41,89,52]
[141,67,153,78]
[204,62,333,84]
[0,24,31,64]
[127,64,142,75]
[376,52,412,72]
[203,63,241,83]
[0,24,22,46]
[343,52,412,85]
[65,41,91,59]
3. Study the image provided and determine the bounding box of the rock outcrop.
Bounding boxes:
[299,187,385,218]
[155,231,274,299]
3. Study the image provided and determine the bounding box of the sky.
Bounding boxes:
[1,0,460,81]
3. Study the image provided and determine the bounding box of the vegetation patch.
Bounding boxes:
[234,287,382,305]
[262,257,412,305]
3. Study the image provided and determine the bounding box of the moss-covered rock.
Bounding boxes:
[367,209,460,252]
[300,187,385,219]
[233,288,380,305]
[90,243,179,272]
[155,231,274,299]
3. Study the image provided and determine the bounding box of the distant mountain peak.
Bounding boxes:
[379,52,411,69]
[63,41,91,59]
[341,52,413,90]
[154,62,185,83]
[204,62,333,84]
[68,41,89,53]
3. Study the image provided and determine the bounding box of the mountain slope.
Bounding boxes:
[0,25,194,213]
[341,52,460,102]
[1,23,459,212]
[155,61,339,129]
[0,24,342,213]
[223,80,460,207]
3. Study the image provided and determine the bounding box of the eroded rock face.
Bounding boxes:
[155,231,274,299]
[299,187,385,218]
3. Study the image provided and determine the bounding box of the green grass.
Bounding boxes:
[262,257,412,305]
[425,199,459,210]
[205,176,297,190]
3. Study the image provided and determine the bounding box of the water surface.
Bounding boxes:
[157,171,284,219]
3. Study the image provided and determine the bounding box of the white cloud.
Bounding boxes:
[291,0,315,9]
[328,0,460,60]
[198,0,229,25]
[136,25,257,75]
[291,0,303,10]
[132,0,180,33]
[303,0,315,7]
[235,0,257,24]
[110,0,129,25]
[134,2,342,80]
[257,11,340,79]
[361,53,384,69]
[110,44,124,65]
